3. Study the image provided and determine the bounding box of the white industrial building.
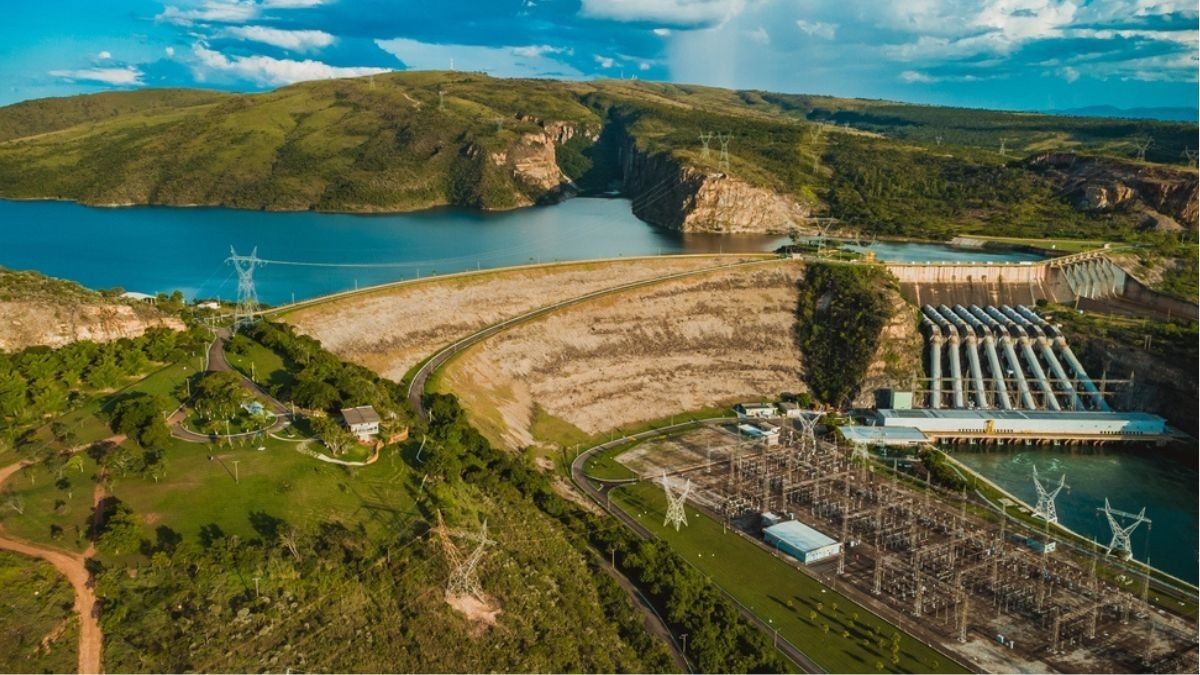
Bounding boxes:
[874,408,1166,437]
[763,520,841,564]
[734,402,777,419]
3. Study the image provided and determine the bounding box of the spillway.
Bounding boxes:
[941,304,989,409]
[972,305,1035,410]
[955,305,1013,410]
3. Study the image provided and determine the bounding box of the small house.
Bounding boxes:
[196,300,221,310]
[778,401,804,419]
[340,405,381,441]
[734,402,776,419]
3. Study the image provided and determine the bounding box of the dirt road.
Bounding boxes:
[0,451,107,674]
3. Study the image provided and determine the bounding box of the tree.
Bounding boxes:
[109,393,170,448]
[0,370,28,418]
[311,416,355,455]
[193,371,246,422]
[85,355,124,389]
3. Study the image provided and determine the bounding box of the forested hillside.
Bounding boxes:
[0,71,1194,242]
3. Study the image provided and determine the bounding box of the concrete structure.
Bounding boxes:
[840,425,929,448]
[880,389,914,410]
[340,405,381,441]
[738,422,780,445]
[778,401,804,418]
[875,408,1166,442]
[734,402,776,419]
[763,520,841,564]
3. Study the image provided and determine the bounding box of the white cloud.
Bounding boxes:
[511,44,572,58]
[746,26,770,45]
[49,66,144,86]
[653,27,672,36]
[375,38,584,78]
[224,25,335,51]
[795,20,836,40]
[192,43,389,85]
[165,46,177,57]
[639,61,652,71]
[158,0,327,26]
[97,50,112,60]
[899,69,936,83]
[1058,65,1079,82]
[594,54,616,68]
[580,0,747,26]
[158,1,259,25]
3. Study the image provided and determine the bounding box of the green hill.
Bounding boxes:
[0,71,1194,241]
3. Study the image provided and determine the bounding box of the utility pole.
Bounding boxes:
[232,460,240,484]
[438,88,446,111]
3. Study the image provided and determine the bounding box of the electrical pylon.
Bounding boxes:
[226,246,264,332]
[699,131,714,158]
[1097,498,1150,558]
[433,511,495,599]
[716,132,731,171]
[795,413,818,455]
[1133,136,1152,161]
[1031,465,1067,524]
[661,473,692,531]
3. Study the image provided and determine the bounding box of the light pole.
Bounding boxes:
[680,633,687,657]
[232,460,240,484]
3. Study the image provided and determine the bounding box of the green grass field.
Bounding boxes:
[226,340,293,394]
[967,235,1114,254]
[0,551,79,673]
[610,481,967,674]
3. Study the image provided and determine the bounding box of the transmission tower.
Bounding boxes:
[699,131,714,158]
[438,88,447,111]
[1032,465,1068,524]
[1181,147,1196,166]
[661,473,692,531]
[795,413,818,454]
[998,138,1009,156]
[935,135,943,146]
[1133,136,1153,161]
[226,246,264,332]
[433,511,495,600]
[716,132,732,171]
[1097,498,1150,558]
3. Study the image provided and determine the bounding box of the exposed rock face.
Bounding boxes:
[0,300,184,351]
[488,119,596,206]
[1027,152,1198,231]
[622,144,811,234]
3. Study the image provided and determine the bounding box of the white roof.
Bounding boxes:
[765,520,838,552]
[841,426,928,446]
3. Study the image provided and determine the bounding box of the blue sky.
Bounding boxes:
[1,0,1196,112]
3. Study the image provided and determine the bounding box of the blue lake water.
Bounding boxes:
[0,198,788,305]
[953,446,1198,584]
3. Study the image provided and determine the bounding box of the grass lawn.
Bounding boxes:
[582,439,640,481]
[610,481,967,674]
[0,551,79,674]
[226,341,293,394]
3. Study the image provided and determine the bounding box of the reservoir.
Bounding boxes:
[1,198,1048,305]
[0,198,785,304]
[952,445,1198,585]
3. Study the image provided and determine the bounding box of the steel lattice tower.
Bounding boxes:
[661,473,692,531]
[433,511,495,600]
[1032,465,1068,524]
[227,246,264,332]
[1097,498,1150,558]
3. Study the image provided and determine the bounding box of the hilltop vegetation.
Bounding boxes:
[0,72,1193,243]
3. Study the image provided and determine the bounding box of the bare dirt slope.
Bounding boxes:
[287,256,763,380]
[438,261,806,450]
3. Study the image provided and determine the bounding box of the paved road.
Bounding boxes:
[169,328,291,443]
[570,419,828,674]
[0,443,113,675]
[405,257,785,421]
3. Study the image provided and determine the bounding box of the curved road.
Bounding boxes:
[169,328,291,443]
[570,419,827,674]
[405,257,785,421]
[0,448,109,674]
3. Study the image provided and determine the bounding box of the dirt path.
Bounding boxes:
[0,443,114,674]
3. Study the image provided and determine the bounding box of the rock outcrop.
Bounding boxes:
[0,300,184,351]
[1027,152,1199,231]
[622,144,811,234]
[489,119,598,207]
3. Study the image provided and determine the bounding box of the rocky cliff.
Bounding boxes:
[851,290,924,408]
[1027,152,1199,231]
[488,119,597,206]
[621,144,811,234]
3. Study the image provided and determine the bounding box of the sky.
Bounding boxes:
[0,0,1196,112]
